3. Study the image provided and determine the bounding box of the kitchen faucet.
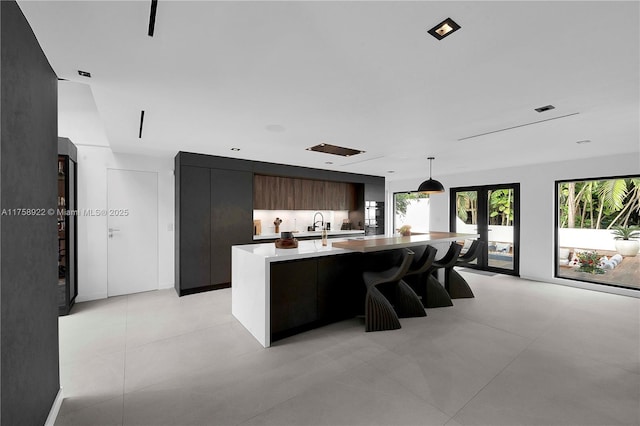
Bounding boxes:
[313,211,324,231]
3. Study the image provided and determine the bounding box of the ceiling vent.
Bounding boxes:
[306,143,365,157]
[535,104,555,113]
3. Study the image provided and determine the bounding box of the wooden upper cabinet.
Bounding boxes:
[292,178,313,210]
[253,175,269,209]
[254,175,294,210]
[256,175,358,211]
[346,183,358,211]
[276,177,295,210]
[324,181,345,210]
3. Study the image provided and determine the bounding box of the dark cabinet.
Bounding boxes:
[270,258,318,334]
[57,138,78,316]
[211,169,253,285]
[317,254,362,320]
[176,163,253,295]
[178,166,211,291]
[270,253,364,342]
[365,182,385,202]
[175,152,383,296]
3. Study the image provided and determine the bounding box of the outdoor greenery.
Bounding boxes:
[558,178,640,229]
[576,251,605,274]
[489,189,514,226]
[394,192,429,218]
[456,189,514,226]
[456,191,477,224]
[611,225,640,240]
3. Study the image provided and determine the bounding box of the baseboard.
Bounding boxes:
[179,282,230,296]
[44,387,64,426]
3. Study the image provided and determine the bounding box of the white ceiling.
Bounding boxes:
[18,1,640,181]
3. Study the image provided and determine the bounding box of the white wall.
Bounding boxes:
[76,146,174,301]
[387,153,639,298]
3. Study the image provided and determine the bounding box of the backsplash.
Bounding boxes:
[253,210,350,235]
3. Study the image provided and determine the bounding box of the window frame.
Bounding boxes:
[554,173,640,291]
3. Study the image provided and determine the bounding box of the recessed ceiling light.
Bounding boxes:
[575,140,591,144]
[428,18,461,40]
[230,147,241,151]
[535,104,555,113]
[78,70,91,78]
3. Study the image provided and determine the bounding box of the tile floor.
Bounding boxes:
[55,272,640,426]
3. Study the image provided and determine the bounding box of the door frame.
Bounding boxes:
[449,183,521,276]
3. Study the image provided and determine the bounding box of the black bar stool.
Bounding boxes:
[424,242,462,308]
[362,248,415,332]
[447,239,481,299]
[401,245,437,310]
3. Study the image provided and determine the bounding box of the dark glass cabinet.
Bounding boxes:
[58,138,78,315]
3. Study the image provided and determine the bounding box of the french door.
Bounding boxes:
[450,183,520,276]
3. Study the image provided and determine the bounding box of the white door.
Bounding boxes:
[107,169,158,296]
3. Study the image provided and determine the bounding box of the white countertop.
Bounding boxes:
[252,229,364,241]
[233,238,357,262]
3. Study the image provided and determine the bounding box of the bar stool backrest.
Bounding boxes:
[457,239,481,265]
[406,245,437,276]
[434,242,463,269]
[393,248,415,282]
[366,248,415,284]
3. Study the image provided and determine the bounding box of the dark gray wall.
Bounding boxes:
[1,1,60,424]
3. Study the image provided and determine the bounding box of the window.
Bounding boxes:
[393,192,430,234]
[555,175,640,290]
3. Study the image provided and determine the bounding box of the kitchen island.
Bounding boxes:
[232,233,477,347]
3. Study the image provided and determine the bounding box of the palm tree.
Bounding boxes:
[596,179,627,228]
[560,178,639,229]
[607,178,640,228]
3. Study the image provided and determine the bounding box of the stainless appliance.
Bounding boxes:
[365,201,384,235]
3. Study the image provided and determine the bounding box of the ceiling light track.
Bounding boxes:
[458,112,580,141]
[138,110,145,139]
[148,0,158,37]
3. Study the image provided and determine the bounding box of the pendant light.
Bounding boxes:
[417,157,445,194]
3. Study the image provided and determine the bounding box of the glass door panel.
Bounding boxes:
[487,188,515,271]
[454,191,479,265]
[451,184,519,275]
